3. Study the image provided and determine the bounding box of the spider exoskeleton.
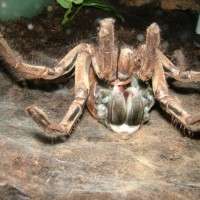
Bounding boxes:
[0,18,200,138]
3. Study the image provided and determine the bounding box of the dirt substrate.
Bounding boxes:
[0,1,200,199]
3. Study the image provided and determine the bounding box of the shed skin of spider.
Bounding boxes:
[0,18,200,138]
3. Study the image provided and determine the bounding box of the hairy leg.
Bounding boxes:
[27,52,91,137]
[152,57,200,132]
[92,18,118,82]
[0,33,93,80]
[136,23,161,82]
[138,22,200,132]
[159,50,200,83]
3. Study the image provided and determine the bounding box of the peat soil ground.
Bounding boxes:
[0,1,200,199]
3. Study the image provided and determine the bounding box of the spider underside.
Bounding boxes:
[0,18,200,138]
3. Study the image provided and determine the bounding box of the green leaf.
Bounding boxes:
[82,0,125,22]
[57,0,72,9]
[73,0,84,5]
[83,0,113,11]
[57,0,125,25]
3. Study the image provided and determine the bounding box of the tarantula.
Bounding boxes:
[0,18,200,138]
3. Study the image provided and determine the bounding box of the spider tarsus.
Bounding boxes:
[27,105,71,138]
[27,105,50,126]
[169,112,199,137]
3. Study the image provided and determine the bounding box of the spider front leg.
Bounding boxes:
[91,18,118,82]
[27,52,91,137]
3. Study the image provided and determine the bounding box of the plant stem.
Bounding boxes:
[69,5,83,23]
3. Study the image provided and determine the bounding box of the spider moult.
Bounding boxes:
[0,18,200,138]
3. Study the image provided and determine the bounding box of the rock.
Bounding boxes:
[120,0,200,11]
[161,0,200,11]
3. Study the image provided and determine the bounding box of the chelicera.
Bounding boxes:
[0,18,200,138]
